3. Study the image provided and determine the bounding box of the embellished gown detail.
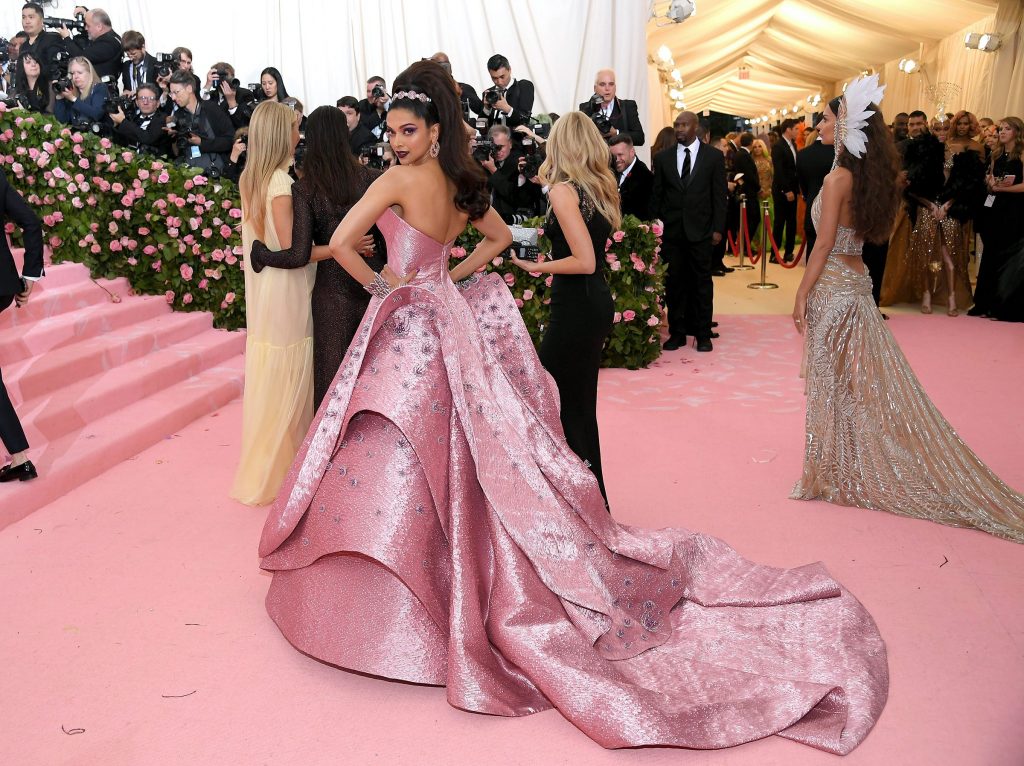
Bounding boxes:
[260,207,889,754]
[793,193,1024,543]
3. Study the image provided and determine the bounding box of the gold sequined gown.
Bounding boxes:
[792,193,1024,543]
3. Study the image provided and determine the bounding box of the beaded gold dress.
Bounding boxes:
[792,192,1024,543]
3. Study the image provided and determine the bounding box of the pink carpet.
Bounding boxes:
[1,313,1022,765]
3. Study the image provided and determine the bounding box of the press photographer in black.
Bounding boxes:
[481,54,533,131]
[13,50,55,114]
[54,56,108,127]
[357,76,389,141]
[58,7,122,80]
[165,69,234,172]
[19,3,61,64]
[3,32,27,95]
[579,69,644,146]
[120,30,156,95]
[203,63,255,130]
[111,83,170,156]
[479,124,532,224]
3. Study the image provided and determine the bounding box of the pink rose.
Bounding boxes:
[111,182,124,194]
[544,275,553,287]
[605,239,612,251]
[503,273,515,285]
[647,315,659,327]
[143,245,157,255]
[198,279,209,290]
[165,290,175,303]
[220,224,232,238]
[514,298,524,308]
[151,260,162,271]
[491,256,504,266]
[158,172,170,183]
[109,221,119,233]
[90,244,101,254]
[127,257,137,266]
[228,208,242,219]
[49,236,61,248]
[100,138,112,149]
[224,292,236,304]
[168,228,179,238]
[224,254,238,266]
[78,158,90,169]
[201,228,213,238]
[612,230,625,242]
[451,246,467,258]
[522,289,534,300]
[180,264,194,281]
[610,261,621,271]
[613,312,622,323]
[138,227,150,235]
[71,196,84,209]
[182,293,193,305]
[622,310,636,321]
[138,169,150,180]
[109,241,122,252]
[222,199,232,209]
[651,222,664,237]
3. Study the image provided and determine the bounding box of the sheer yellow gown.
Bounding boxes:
[231,169,316,505]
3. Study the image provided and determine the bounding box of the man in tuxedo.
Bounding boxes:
[429,52,483,120]
[0,171,43,482]
[481,125,529,223]
[609,134,652,220]
[732,132,762,250]
[481,54,534,131]
[120,30,156,95]
[651,111,727,352]
[337,96,376,155]
[770,119,800,262]
[110,83,170,155]
[796,131,835,257]
[578,69,645,146]
[358,76,390,142]
[59,8,123,80]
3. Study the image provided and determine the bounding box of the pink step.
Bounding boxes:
[7,311,213,401]
[8,258,90,289]
[1,276,132,328]
[0,294,169,366]
[0,356,245,531]
[21,328,245,444]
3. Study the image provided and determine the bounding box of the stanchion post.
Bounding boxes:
[748,199,779,290]
[733,193,754,271]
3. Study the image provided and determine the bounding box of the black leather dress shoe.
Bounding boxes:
[708,331,720,339]
[769,256,779,264]
[663,336,685,351]
[696,339,713,352]
[721,266,735,273]
[711,269,727,277]
[0,460,37,482]
[966,306,985,317]
[711,321,719,328]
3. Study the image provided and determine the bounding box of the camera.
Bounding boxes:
[0,37,11,65]
[294,130,307,169]
[483,87,505,107]
[359,142,389,170]
[98,76,130,114]
[507,225,541,262]
[43,13,86,34]
[154,53,178,79]
[529,120,550,139]
[589,94,612,135]
[471,139,499,163]
[170,110,195,155]
[49,47,72,94]
[370,83,387,101]
[520,150,543,180]
[211,69,240,93]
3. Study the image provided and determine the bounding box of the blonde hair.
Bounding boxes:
[538,112,621,229]
[751,138,769,157]
[69,56,98,99]
[240,101,297,241]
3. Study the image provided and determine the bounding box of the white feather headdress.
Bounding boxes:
[837,74,886,160]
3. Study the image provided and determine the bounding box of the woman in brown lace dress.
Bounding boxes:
[791,85,1024,543]
[250,106,386,409]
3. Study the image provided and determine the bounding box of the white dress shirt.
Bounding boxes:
[676,139,700,177]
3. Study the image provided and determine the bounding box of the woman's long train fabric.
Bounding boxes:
[260,209,889,754]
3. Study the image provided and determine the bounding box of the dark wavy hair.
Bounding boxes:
[14,50,50,109]
[391,60,488,220]
[259,67,289,102]
[299,105,372,209]
[829,96,899,244]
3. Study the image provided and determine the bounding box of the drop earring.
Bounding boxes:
[429,140,440,158]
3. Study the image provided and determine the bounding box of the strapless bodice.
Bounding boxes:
[811,192,863,257]
[375,207,455,285]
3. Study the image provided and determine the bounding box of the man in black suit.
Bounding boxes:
[19,3,62,67]
[0,171,43,482]
[120,30,156,95]
[337,96,376,155]
[481,125,528,223]
[357,76,390,142]
[895,109,929,157]
[481,54,534,131]
[429,52,483,120]
[59,7,123,80]
[578,69,645,146]
[609,134,652,220]
[732,131,762,249]
[795,131,835,257]
[770,118,800,262]
[651,111,727,352]
[110,83,170,156]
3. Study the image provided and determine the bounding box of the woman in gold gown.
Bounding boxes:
[791,80,1024,544]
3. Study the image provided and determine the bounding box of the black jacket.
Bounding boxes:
[618,157,653,220]
[0,171,44,297]
[113,108,170,155]
[732,146,761,200]
[171,100,235,169]
[207,88,257,130]
[796,140,834,206]
[483,79,534,129]
[21,31,64,68]
[579,97,645,147]
[651,143,727,242]
[458,81,483,118]
[121,53,157,93]
[65,29,123,80]
[349,123,376,155]
[770,136,799,195]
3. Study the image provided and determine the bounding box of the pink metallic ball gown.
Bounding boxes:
[259,207,888,754]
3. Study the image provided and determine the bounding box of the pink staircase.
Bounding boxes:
[1,256,245,530]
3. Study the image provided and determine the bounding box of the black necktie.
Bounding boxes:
[680,147,691,181]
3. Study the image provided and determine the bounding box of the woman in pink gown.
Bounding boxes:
[259,62,888,755]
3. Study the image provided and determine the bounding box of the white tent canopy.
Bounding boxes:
[647,0,1016,121]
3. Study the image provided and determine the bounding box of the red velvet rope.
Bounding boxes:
[762,207,807,269]
[726,230,738,258]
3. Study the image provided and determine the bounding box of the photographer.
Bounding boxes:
[3,32,27,95]
[19,3,61,64]
[357,76,389,140]
[54,56,107,127]
[119,30,156,95]
[111,83,169,156]
[13,50,55,113]
[224,127,247,183]
[336,96,375,155]
[155,47,199,109]
[479,124,539,224]
[203,63,255,130]
[58,8,122,80]
[579,69,644,146]
[481,54,533,131]
[165,69,233,172]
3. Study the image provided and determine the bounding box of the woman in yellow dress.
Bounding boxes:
[231,101,315,505]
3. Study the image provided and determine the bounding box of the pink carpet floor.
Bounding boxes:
[1,313,1022,766]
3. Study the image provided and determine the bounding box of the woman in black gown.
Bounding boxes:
[510,112,619,501]
[250,106,385,408]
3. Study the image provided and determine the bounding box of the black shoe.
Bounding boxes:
[711,321,719,328]
[663,335,685,351]
[783,255,794,263]
[708,331,720,339]
[881,312,890,321]
[711,269,727,277]
[769,256,780,264]
[0,460,37,482]
[966,306,986,317]
[696,339,713,352]
[721,266,735,273]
